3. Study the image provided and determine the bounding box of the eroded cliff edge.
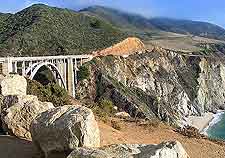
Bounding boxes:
[76,46,225,126]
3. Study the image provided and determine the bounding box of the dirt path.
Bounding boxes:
[99,120,225,158]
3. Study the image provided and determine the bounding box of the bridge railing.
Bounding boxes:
[0,55,92,62]
[0,55,93,74]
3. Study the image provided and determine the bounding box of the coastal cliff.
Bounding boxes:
[76,45,225,125]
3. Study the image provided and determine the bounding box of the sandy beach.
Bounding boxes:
[186,112,214,132]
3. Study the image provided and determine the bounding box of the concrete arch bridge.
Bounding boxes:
[0,55,93,97]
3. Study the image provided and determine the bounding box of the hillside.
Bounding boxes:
[0,13,11,21]
[80,6,160,39]
[1,4,225,57]
[80,6,155,33]
[0,4,128,56]
[81,6,225,40]
[149,18,225,40]
[0,13,11,31]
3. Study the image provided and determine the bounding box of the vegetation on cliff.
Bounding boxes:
[27,79,70,106]
[77,65,90,81]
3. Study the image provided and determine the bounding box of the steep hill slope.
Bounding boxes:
[81,6,225,40]
[0,13,11,31]
[0,4,128,56]
[80,6,155,32]
[0,13,11,21]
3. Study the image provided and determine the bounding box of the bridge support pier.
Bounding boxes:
[67,58,75,97]
[2,58,12,75]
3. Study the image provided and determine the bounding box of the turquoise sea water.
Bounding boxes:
[207,112,225,140]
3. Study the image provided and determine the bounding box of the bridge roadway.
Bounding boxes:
[0,55,93,97]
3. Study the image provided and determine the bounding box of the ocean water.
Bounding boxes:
[207,112,225,140]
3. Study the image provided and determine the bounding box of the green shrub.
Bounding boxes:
[77,65,90,81]
[90,20,101,29]
[98,98,115,114]
[27,79,70,107]
[85,98,115,122]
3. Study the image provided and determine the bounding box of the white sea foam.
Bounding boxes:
[201,110,225,135]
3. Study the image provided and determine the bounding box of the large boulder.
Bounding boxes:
[30,105,100,157]
[1,95,54,139]
[1,74,27,96]
[67,141,189,158]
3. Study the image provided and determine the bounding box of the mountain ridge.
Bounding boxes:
[81,6,225,40]
[0,4,128,56]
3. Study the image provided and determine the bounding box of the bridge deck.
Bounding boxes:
[0,55,93,62]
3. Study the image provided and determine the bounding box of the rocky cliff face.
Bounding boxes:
[76,47,225,125]
[196,58,225,112]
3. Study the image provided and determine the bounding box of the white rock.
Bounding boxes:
[115,112,131,119]
[67,141,189,158]
[30,105,100,158]
[1,95,54,139]
[113,106,118,111]
[1,74,27,96]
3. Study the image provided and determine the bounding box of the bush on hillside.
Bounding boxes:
[27,79,70,107]
[98,98,115,114]
[90,19,102,29]
[85,98,116,122]
[77,65,90,81]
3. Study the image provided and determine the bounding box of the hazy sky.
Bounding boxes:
[0,0,225,28]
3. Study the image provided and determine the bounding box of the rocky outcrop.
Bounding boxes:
[76,47,225,125]
[30,105,100,157]
[67,141,189,158]
[1,74,27,96]
[1,95,54,139]
[195,58,225,113]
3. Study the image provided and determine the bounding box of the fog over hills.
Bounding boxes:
[81,6,225,41]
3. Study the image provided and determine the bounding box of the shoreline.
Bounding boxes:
[201,111,225,135]
[186,111,224,135]
[186,112,214,133]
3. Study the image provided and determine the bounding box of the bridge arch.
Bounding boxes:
[27,62,66,89]
[0,55,93,97]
